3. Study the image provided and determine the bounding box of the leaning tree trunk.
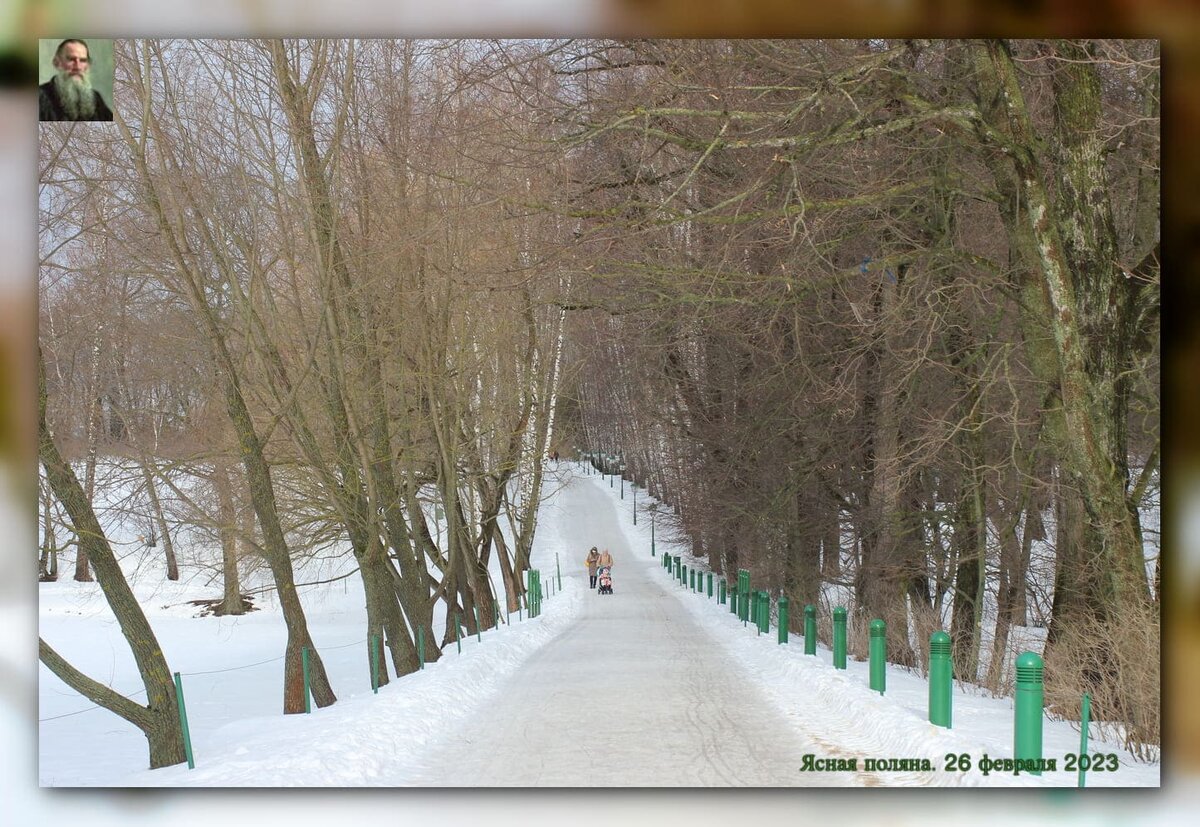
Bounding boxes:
[38,349,185,768]
[141,463,178,580]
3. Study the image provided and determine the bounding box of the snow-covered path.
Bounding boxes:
[409,471,846,786]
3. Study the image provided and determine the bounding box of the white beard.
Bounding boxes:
[52,70,96,120]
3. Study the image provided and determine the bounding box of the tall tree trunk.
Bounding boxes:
[855,271,916,666]
[75,331,101,583]
[141,463,178,580]
[213,462,245,616]
[949,465,985,683]
[40,480,59,581]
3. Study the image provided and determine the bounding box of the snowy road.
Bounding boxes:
[409,470,853,786]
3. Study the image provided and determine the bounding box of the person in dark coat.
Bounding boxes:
[39,39,113,122]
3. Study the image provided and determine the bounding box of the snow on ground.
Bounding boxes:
[35,461,1158,789]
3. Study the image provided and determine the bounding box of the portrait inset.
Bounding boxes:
[38,38,114,122]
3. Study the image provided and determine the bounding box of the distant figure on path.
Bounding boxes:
[39,39,113,121]
[597,548,613,571]
[585,546,600,588]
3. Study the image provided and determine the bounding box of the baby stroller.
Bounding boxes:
[597,566,613,595]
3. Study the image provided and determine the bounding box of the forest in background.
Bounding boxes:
[37,39,1158,769]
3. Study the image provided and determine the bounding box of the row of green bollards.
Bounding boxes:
[659,556,1057,781]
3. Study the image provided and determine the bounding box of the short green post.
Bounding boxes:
[493,603,499,629]
[417,626,425,670]
[778,597,789,644]
[474,608,482,642]
[760,592,770,634]
[832,607,847,669]
[929,631,952,727]
[302,646,312,713]
[707,572,713,598]
[1014,651,1044,775]
[455,613,462,654]
[719,578,727,605]
[1078,692,1092,788]
[752,591,760,633]
[869,619,886,694]
[371,634,380,694]
[173,672,195,769]
[734,571,744,624]
[682,563,688,588]
[556,553,562,590]
[804,605,817,655]
[729,587,737,616]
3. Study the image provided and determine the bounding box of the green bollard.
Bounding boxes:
[474,608,482,642]
[729,587,737,616]
[418,626,425,670]
[682,563,688,588]
[1078,692,1092,788]
[869,619,886,694]
[173,672,195,769]
[778,597,789,644]
[804,605,817,655]
[455,614,462,654]
[929,631,952,727]
[739,570,751,622]
[1014,651,1044,775]
[752,591,760,632]
[832,607,847,669]
[371,634,380,694]
[760,592,770,634]
[494,603,499,629]
[556,553,562,590]
[689,568,694,591]
[707,572,713,598]
[719,578,727,605]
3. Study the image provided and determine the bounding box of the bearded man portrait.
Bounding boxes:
[39,39,113,122]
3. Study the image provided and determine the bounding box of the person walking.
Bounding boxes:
[597,547,613,571]
[585,547,601,589]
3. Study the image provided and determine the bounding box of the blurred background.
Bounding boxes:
[1,0,1193,824]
